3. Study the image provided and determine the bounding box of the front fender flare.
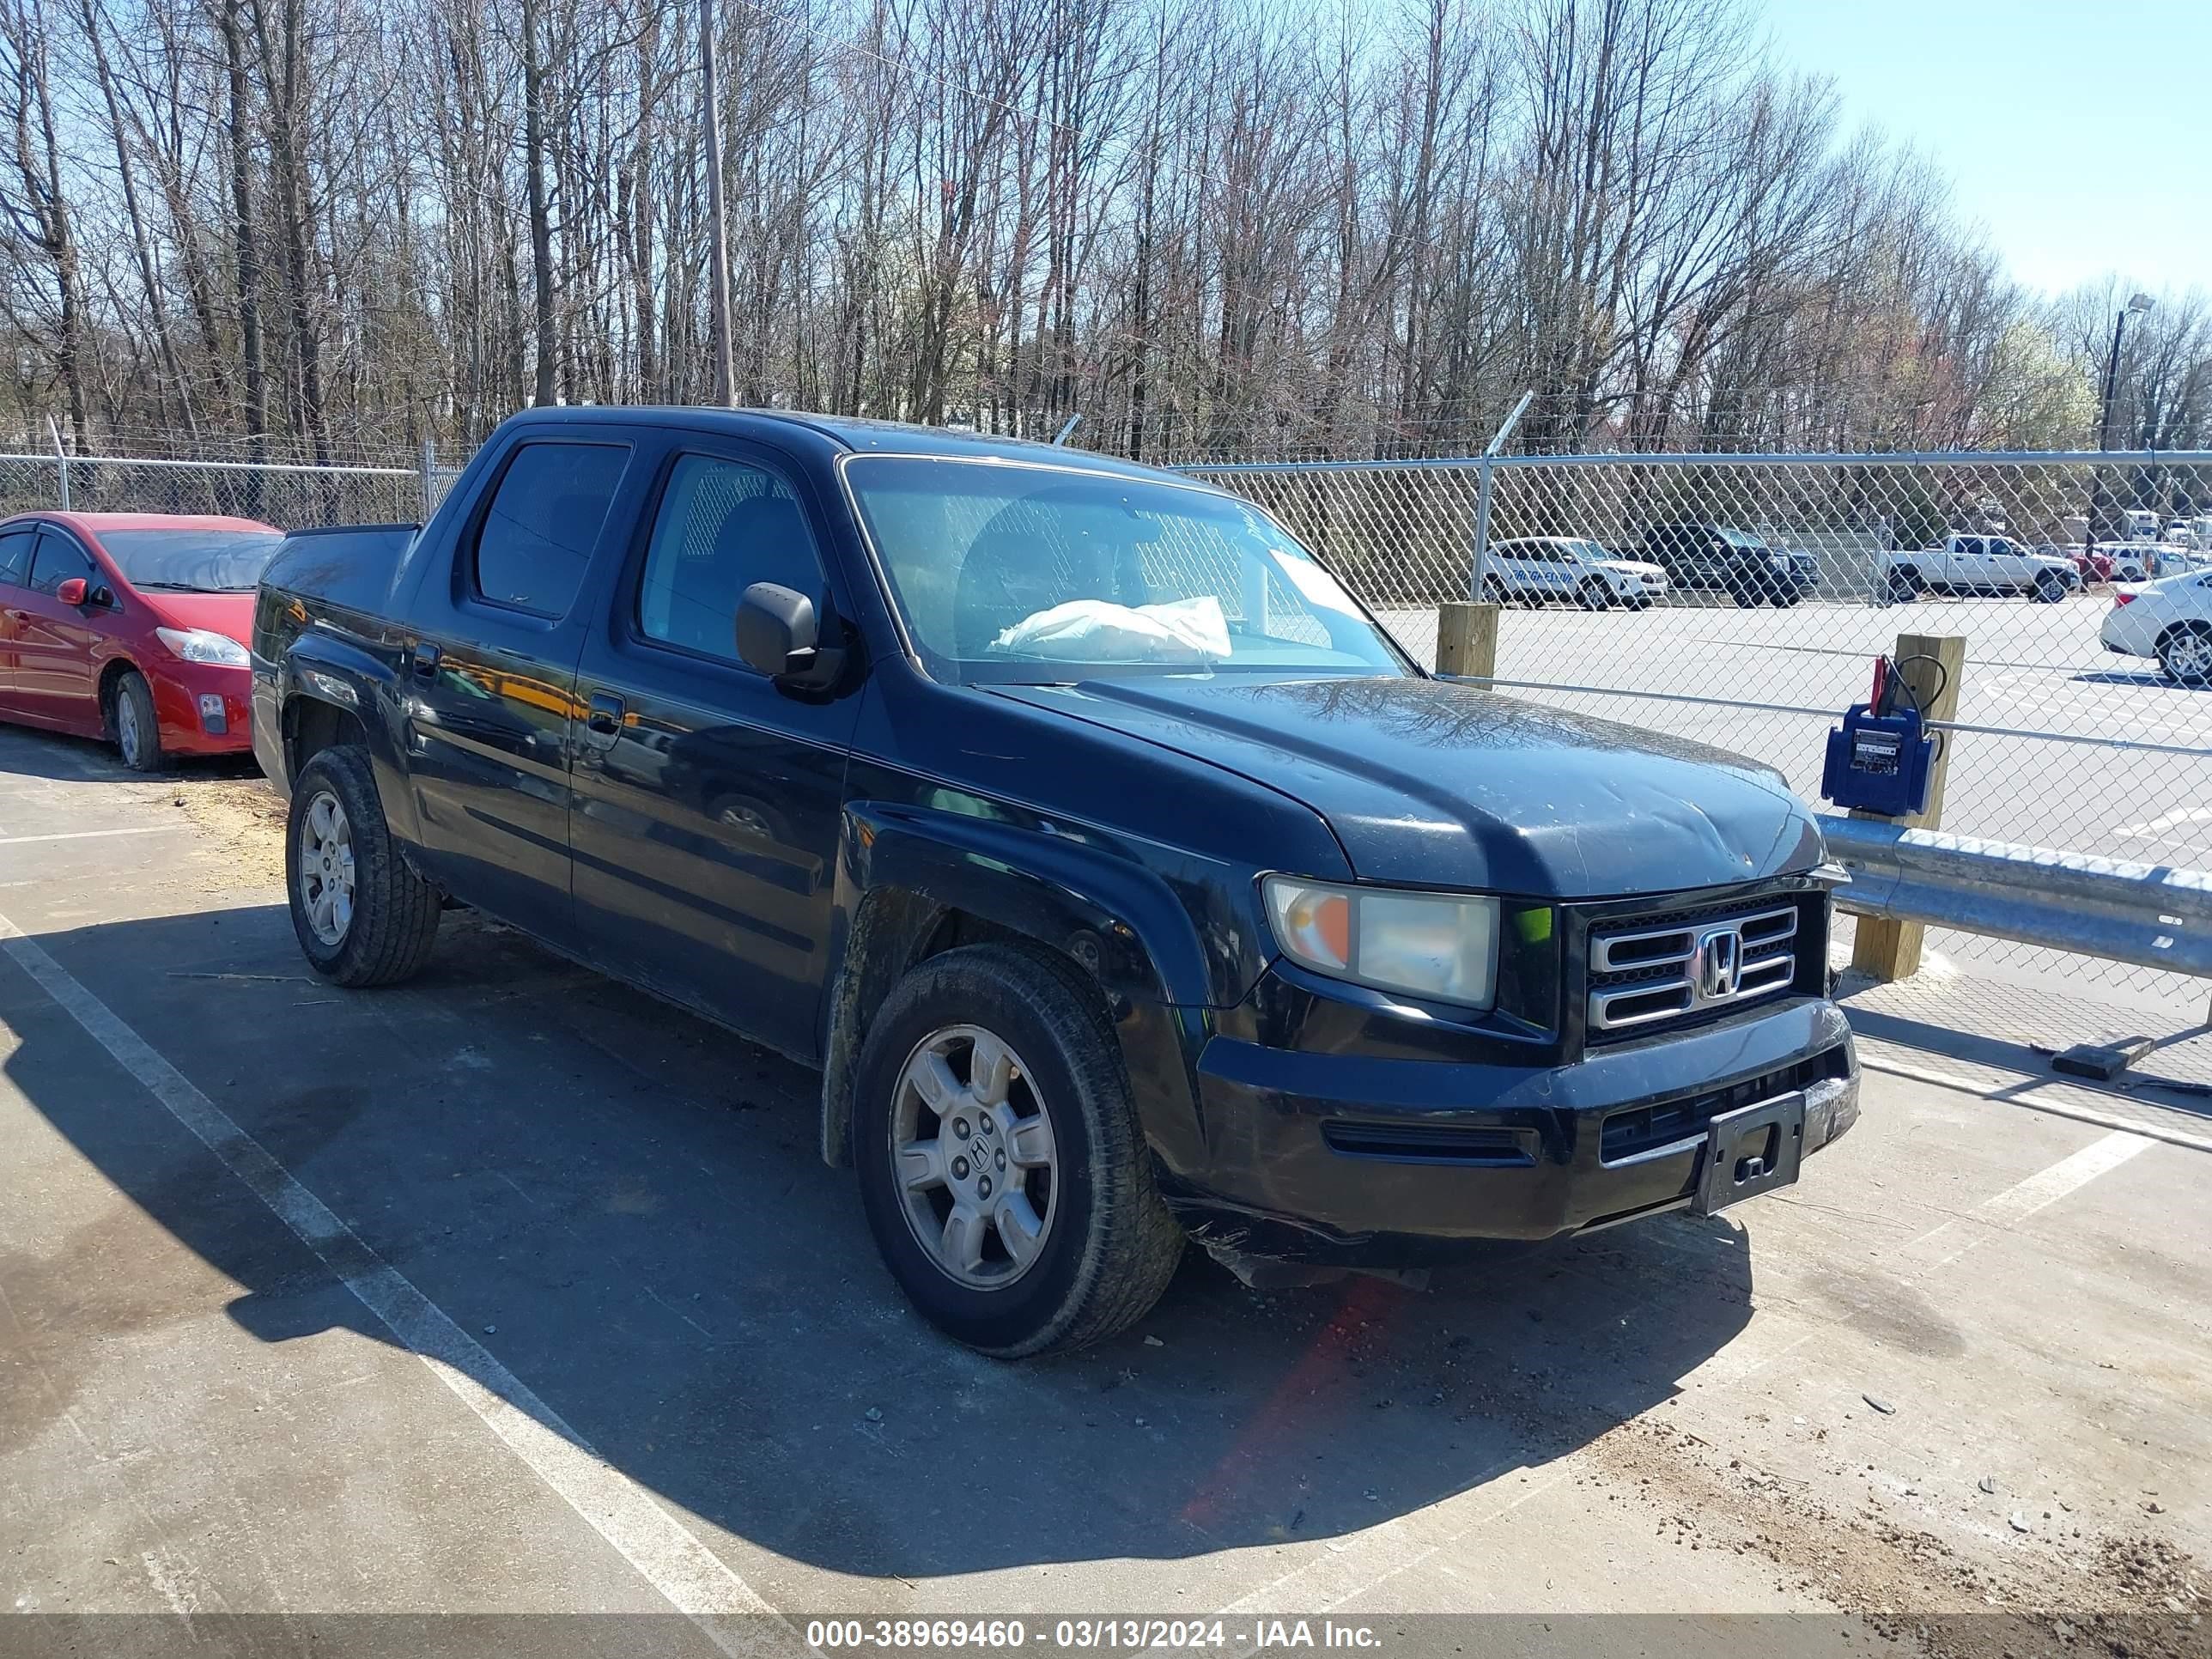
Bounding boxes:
[817,802,1218,1177]
[275,633,420,844]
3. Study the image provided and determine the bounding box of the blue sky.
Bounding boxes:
[1759,0,2207,299]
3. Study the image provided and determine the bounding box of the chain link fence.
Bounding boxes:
[1192,450,2212,1014]
[9,433,2207,1015]
[0,451,434,527]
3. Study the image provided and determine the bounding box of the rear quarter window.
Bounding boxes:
[471,441,629,617]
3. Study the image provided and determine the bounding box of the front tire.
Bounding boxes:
[1577,579,1612,611]
[286,745,441,987]
[110,671,161,771]
[2159,623,2212,686]
[2031,572,2067,604]
[854,944,1183,1357]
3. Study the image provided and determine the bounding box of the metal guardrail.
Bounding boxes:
[1818,814,2212,979]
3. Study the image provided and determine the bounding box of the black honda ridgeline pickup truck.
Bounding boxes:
[252,408,1857,1356]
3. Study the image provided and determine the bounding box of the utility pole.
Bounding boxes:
[700,0,737,409]
[2090,292,2153,546]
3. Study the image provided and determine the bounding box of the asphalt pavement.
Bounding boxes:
[0,726,2207,1659]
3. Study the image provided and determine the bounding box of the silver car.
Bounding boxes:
[1482,537,1669,611]
[2100,569,2212,684]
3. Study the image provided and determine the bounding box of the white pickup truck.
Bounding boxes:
[1886,535,2081,604]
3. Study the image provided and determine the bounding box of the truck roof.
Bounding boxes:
[500,405,1206,490]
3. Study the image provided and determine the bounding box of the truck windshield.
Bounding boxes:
[845,457,1412,684]
[97,528,283,593]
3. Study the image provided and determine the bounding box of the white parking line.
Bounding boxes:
[0,908,801,1656]
[2114,805,2212,839]
[0,827,177,847]
[1961,1128,2151,1226]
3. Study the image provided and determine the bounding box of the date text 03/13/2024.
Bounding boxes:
[802,1620,1384,1651]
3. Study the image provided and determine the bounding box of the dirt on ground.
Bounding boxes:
[1582,1416,2205,1659]
[163,768,288,890]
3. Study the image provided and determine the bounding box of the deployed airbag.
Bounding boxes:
[994,596,1231,662]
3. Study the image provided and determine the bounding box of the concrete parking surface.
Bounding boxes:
[1,726,2208,1659]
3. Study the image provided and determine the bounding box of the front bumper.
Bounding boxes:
[1170,995,1857,1266]
[149,660,253,756]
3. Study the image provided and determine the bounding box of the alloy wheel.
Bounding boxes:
[890,1024,1058,1289]
[2167,629,2212,684]
[298,789,356,945]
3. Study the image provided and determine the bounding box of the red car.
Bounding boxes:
[0,511,283,769]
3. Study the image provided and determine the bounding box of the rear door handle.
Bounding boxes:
[582,691,626,750]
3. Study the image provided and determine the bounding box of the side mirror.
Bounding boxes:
[735,581,841,686]
[56,576,88,606]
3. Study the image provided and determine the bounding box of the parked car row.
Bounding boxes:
[1482,524,2136,612]
[1484,524,1817,609]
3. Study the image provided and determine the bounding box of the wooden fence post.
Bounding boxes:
[1436,601,1500,679]
[1849,631,1966,982]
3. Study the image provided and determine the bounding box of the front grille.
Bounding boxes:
[1586,898,1801,1038]
[1599,1049,1845,1164]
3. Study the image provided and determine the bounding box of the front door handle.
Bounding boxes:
[411,640,441,679]
[582,691,626,750]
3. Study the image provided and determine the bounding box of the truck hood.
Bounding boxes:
[986,676,1823,899]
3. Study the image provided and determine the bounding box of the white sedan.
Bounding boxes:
[2100,568,2212,684]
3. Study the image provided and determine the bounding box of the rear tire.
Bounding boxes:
[2159,623,2212,686]
[110,671,161,771]
[286,744,441,987]
[854,943,1183,1357]
[1480,574,1507,605]
[1577,579,1611,611]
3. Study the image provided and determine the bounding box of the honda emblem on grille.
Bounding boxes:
[1693,925,1743,1002]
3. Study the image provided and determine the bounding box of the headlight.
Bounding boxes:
[1262,876,1499,1008]
[155,626,250,667]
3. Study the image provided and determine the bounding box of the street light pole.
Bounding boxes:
[2090,292,2154,545]
[700,0,737,409]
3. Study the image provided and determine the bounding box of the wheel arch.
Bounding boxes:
[95,656,141,731]
[270,634,422,843]
[817,804,1215,1176]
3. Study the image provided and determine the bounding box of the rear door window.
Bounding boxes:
[28,529,98,596]
[0,527,34,586]
[470,441,629,617]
